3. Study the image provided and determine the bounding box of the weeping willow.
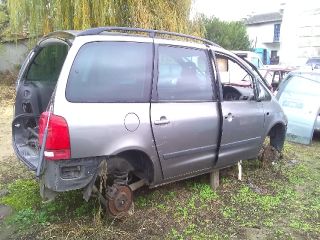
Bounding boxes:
[7,0,203,38]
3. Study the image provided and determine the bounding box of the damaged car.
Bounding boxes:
[276,70,320,144]
[12,27,287,216]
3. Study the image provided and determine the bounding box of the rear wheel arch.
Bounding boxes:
[109,150,155,184]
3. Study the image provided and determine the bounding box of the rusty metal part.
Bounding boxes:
[129,178,146,191]
[107,185,133,216]
[92,185,108,208]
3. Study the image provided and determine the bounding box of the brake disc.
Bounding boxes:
[107,185,133,217]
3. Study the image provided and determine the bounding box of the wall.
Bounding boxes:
[279,1,320,65]
[247,22,281,51]
[0,39,29,72]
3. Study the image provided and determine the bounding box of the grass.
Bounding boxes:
[0,137,319,239]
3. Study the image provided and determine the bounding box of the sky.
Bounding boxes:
[192,0,286,21]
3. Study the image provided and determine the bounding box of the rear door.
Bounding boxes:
[13,40,69,170]
[15,41,69,117]
[214,52,265,168]
[151,44,220,180]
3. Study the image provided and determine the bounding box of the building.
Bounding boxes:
[279,1,320,66]
[245,12,283,65]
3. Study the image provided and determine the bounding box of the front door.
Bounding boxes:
[215,53,265,168]
[151,44,220,179]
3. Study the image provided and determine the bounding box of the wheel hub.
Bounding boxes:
[107,185,132,216]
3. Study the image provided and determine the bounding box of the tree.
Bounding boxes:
[6,0,202,38]
[201,16,251,50]
[0,0,9,36]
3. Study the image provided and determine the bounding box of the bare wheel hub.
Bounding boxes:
[107,185,132,216]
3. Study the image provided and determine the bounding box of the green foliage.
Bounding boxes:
[0,0,9,37]
[200,15,251,50]
[0,179,41,211]
[189,182,219,202]
[221,206,236,218]
[6,0,202,38]
[0,178,97,228]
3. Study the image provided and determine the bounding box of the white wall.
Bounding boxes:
[0,40,29,72]
[247,22,279,49]
[279,1,320,65]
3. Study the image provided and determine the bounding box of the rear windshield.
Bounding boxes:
[66,41,152,102]
[26,43,68,82]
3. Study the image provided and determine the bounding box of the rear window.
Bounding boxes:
[27,43,68,82]
[66,42,152,102]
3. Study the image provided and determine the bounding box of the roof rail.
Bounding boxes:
[77,26,221,48]
[45,30,80,40]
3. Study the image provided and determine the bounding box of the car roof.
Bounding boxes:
[40,27,223,50]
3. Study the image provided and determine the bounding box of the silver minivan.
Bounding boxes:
[12,27,287,216]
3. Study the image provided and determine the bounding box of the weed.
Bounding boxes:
[286,164,309,184]
[156,203,166,210]
[189,182,218,202]
[289,219,313,232]
[221,206,236,219]
[165,190,177,200]
[135,196,148,208]
[176,206,189,220]
[256,195,281,212]
[187,196,197,210]
[0,179,41,210]
[9,208,36,225]
[199,184,218,202]
[263,218,274,227]
[169,228,184,240]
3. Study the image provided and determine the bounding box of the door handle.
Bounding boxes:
[154,116,170,125]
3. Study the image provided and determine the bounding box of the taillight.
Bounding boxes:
[39,112,71,160]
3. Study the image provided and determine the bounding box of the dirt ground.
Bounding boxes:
[0,80,319,240]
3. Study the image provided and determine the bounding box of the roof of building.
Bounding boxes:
[245,12,282,25]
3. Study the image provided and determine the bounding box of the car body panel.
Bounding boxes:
[151,102,220,179]
[217,101,265,168]
[277,71,320,144]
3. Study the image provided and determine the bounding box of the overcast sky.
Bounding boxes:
[192,0,286,21]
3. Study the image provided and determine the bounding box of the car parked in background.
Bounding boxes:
[259,66,296,92]
[306,57,320,69]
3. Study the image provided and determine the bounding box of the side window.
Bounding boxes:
[216,55,255,101]
[157,45,214,101]
[26,43,68,82]
[257,80,271,101]
[66,42,152,103]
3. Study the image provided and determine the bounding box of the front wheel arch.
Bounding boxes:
[267,122,287,151]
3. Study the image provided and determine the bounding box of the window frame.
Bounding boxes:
[256,78,272,102]
[214,52,259,102]
[152,44,217,103]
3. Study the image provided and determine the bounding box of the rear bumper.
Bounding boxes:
[42,157,103,193]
